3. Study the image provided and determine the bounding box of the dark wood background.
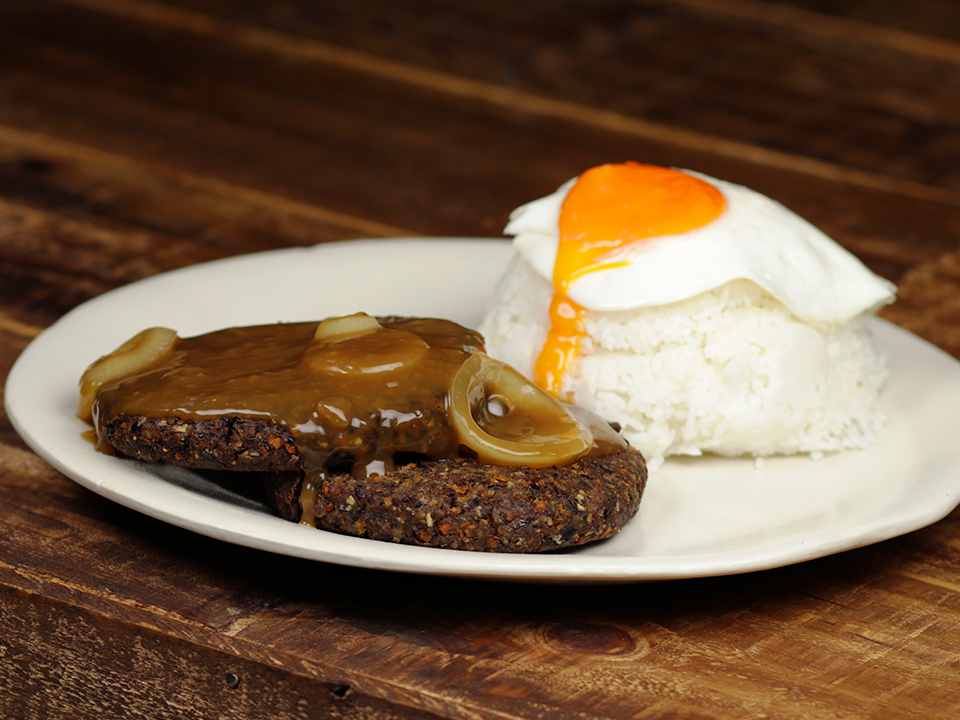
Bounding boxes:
[3,1,960,718]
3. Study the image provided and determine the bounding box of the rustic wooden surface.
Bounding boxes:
[3,1,960,717]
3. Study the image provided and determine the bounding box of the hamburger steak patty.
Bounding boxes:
[101,388,448,473]
[264,448,647,553]
[102,415,303,472]
[103,413,647,553]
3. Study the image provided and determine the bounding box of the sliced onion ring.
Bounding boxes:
[314,312,380,342]
[449,353,592,467]
[77,327,178,423]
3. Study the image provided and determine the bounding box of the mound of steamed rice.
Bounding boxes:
[479,258,888,472]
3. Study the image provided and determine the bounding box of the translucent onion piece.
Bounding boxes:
[314,312,381,342]
[303,329,429,375]
[77,327,178,423]
[449,353,592,467]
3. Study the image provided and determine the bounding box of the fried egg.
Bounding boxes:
[505,162,897,395]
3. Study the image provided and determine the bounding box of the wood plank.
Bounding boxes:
[0,584,445,720]
[70,0,960,192]
[773,0,960,44]
[0,127,411,243]
[881,249,960,357]
[0,0,957,268]
[0,128,409,327]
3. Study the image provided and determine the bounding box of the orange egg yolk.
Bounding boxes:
[534,162,726,397]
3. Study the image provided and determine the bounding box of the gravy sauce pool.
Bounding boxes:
[85,317,626,526]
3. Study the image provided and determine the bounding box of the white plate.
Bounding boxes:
[7,238,960,582]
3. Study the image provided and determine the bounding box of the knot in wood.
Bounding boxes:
[543,621,636,656]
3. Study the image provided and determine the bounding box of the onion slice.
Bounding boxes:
[77,327,178,423]
[449,353,592,467]
[314,312,380,342]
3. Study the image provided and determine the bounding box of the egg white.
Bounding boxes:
[505,170,896,326]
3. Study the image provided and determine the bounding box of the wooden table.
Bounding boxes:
[3,1,960,717]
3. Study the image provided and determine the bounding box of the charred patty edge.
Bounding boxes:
[101,415,302,472]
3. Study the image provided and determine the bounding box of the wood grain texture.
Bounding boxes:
[82,0,960,192]
[0,585,447,720]
[3,1,960,718]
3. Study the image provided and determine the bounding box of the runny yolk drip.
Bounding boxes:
[534,162,727,397]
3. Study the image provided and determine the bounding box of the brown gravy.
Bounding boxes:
[87,317,626,525]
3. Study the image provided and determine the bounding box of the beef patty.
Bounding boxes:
[101,391,446,474]
[264,447,646,553]
[103,413,646,553]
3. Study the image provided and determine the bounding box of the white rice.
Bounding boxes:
[479,258,888,472]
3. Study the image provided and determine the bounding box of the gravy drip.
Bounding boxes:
[90,318,625,526]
